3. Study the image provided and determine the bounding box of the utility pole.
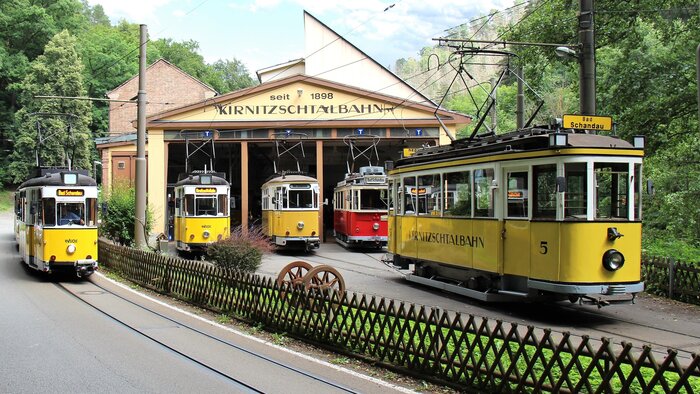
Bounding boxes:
[135,24,147,248]
[579,0,596,115]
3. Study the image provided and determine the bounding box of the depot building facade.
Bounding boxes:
[97,12,471,238]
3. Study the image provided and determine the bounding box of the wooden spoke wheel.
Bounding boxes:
[302,265,346,294]
[276,260,313,289]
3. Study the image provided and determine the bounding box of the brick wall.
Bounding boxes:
[107,59,216,134]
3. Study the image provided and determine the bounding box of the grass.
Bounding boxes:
[100,245,700,393]
[0,188,14,212]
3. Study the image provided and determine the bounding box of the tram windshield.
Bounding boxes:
[281,184,317,209]
[356,189,386,210]
[195,196,217,216]
[57,202,85,225]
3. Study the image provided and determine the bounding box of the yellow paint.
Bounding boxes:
[175,216,229,246]
[147,129,166,235]
[40,228,98,263]
[262,209,319,239]
[557,222,641,283]
[389,217,641,284]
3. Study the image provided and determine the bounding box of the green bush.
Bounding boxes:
[100,181,152,246]
[207,225,273,272]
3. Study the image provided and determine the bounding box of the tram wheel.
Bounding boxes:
[302,264,346,294]
[276,260,313,289]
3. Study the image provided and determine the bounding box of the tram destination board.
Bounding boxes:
[562,114,613,131]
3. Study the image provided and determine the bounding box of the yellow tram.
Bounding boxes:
[387,127,645,305]
[261,172,321,252]
[15,169,99,277]
[173,172,230,255]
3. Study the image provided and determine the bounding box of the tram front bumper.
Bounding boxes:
[273,236,320,248]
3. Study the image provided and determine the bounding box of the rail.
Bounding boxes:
[99,241,700,393]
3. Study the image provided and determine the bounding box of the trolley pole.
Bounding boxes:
[579,0,596,115]
[135,24,147,248]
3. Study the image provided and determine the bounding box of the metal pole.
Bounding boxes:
[135,24,147,248]
[579,0,596,116]
[516,67,525,129]
[490,77,498,133]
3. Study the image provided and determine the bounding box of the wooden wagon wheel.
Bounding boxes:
[302,264,346,294]
[276,260,313,290]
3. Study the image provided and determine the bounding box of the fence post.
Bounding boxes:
[668,258,675,299]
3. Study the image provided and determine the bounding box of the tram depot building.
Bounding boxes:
[96,12,471,239]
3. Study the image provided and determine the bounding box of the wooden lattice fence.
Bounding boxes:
[642,257,700,305]
[99,241,700,393]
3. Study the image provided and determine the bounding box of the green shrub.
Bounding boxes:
[100,180,152,246]
[207,225,273,272]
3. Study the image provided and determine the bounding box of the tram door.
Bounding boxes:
[502,167,531,278]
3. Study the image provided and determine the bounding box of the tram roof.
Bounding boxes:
[395,127,637,167]
[18,170,96,189]
[263,172,318,184]
[175,173,229,186]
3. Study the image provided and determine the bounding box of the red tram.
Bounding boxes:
[333,166,388,248]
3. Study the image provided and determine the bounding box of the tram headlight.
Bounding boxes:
[602,249,625,271]
[373,223,380,231]
[297,221,304,230]
[203,230,210,239]
[66,244,76,254]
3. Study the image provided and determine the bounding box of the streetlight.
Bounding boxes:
[555,46,579,59]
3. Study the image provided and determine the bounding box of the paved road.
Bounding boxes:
[1,214,414,393]
[259,240,700,360]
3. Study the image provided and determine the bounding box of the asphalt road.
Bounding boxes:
[259,240,700,361]
[1,214,415,393]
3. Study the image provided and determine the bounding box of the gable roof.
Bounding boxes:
[106,58,218,97]
[144,73,470,128]
[302,11,435,107]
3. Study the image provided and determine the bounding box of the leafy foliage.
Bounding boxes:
[100,180,153,246]
[9,30,92,183]
[206,226,273,273]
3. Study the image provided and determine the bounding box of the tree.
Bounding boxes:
[9,30,92,182]
[210,59,257,93]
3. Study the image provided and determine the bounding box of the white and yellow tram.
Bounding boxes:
[262,172,321,252]
[387,128,645,305]
[173,173,230,255]
[15,169,99,277]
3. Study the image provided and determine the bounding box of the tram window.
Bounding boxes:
[86,198,97,226]
[185,195,195,216]
[595,163,629,220]
[388,181,395,215]
[352,190,360,210]
[289,189,314,209]
[402,176,416,215]
[58,203,84,225]
[565,163,588,219]
[634,164,642,220]
[418,174,439,215]
[43,198,56,226]
[474,168,494,217]
[533,165,557,219]
[506,171,529,218]
[444,171,471,217]
[218,194,228,216]
[196,196,217,216]
[359,189,385,210]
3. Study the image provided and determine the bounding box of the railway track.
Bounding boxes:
[53,276,413,394]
